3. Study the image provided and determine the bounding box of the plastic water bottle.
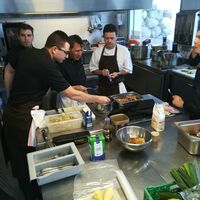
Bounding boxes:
[85,111,93,129]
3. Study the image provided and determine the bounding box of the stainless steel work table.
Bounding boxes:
[41,112,200,200]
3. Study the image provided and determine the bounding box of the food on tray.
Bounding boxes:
[115,95,140,103]
[163,102,180,116]
[93,190,103,200]
[93,186,119,200]
[189,130,200,138]
[48,113,75,123]
[128,137,145,144]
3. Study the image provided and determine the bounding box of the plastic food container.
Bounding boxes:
[27,142,84,186]
[45,111,83,134]
[110,113,129,129]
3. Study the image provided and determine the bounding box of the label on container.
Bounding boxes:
[151,103,165,132]
[88,133,105,161]
[94,141,103,156]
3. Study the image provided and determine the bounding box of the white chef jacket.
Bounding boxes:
[89,44,133,93]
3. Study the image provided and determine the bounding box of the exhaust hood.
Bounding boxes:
[0,0,152,15]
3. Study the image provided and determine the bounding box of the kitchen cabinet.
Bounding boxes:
[168,71,194,102]
[124,63,167,100]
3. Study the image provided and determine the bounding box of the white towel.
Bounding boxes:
[27,106,45,147]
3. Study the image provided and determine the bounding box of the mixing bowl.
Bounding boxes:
[116,126,152,152]
[95,101,113,115]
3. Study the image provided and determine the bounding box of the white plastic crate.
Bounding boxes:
[27,142,84,185]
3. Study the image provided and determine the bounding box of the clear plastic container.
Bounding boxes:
[45,111,83,134]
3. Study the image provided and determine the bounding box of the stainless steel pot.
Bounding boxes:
[151,45,163,62]
[130,44,151,60]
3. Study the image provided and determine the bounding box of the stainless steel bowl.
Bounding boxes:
[95,102,113,115]
[116,126,152,152]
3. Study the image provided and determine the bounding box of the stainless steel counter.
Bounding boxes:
[41,112,200,200]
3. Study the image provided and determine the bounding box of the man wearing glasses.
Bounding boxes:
[3,30,110,200]
[89,24,132,96]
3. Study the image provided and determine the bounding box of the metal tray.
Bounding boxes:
[175,119,200,155]
[110,91,143,107]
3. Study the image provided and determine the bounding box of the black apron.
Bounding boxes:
[2,100,40,182]
[98,46,124,96]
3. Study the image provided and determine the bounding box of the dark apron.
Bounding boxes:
[2,100,40,182]
[98,46,124,96]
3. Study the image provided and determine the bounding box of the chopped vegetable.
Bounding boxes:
[170,161,200,190]
[159,191,182,199]
[103,186,113,200]
[93,190,103,200]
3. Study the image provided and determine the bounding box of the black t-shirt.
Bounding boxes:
[184,53,200,119]
[187,53,200,67]
[9,48,70,104]
[58,58,86,86]
[5,45,27,67]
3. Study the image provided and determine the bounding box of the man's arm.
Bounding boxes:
[61,86,110,104]
[4,63,15,97]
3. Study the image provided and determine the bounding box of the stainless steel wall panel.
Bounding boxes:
[0,0,152,14]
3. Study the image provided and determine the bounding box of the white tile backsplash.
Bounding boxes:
[1,11,128,48]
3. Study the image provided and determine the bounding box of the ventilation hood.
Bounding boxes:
[0,0,152,15]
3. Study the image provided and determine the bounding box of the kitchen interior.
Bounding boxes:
[1,0,200,199]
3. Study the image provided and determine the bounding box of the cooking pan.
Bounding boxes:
[110,91,143,107]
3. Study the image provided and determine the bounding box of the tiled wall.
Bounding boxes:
[1,11,128,48]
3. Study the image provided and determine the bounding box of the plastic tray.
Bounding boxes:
[45,111,83,134]
[27,142,84,185]
[144,182,179,200]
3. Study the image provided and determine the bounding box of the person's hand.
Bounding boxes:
[102,69,110,77]
[172,95,184,108]
[96,96,111,104]
[109,72,119,79]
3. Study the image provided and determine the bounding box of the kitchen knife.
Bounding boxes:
[168,89,174,96]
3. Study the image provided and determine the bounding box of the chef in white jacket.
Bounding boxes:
[89,24,133,96]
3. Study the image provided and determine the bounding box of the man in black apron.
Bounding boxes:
[3,30,110,200]
[89,24,133,96]
[98,45,122,96]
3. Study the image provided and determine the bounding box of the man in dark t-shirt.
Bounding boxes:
[57,34,87,107]
[3,30,110,200]
[4,23,34,97]
[172,30,200,119]
[58,34,86,86]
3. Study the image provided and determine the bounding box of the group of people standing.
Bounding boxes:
[2,23,132,200]
[2,21,200,200]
